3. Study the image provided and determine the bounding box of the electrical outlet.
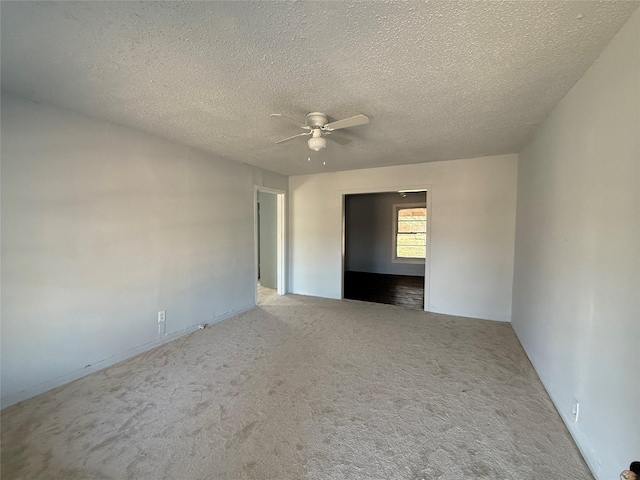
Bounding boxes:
[572,399,580,422]
[158,311,166,337]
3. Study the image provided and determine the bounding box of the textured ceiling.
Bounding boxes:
[1,1,638,176]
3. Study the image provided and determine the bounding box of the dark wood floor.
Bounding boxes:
[344,271,425,310]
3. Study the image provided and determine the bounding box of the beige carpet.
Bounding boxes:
[1,293,591,479]
[257,284,278,305]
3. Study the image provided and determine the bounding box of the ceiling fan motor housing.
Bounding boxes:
[305,112,329,128]
[271,111,367,150]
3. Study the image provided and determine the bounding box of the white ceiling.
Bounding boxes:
[1,1,637,176]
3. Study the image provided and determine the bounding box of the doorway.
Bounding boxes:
[343,190,429,310]
[254,187,286,305]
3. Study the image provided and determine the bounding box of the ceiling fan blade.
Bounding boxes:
[324,130,352,145]
[275,132,311,144]
[270,113,307,128]
[324,114,369,131]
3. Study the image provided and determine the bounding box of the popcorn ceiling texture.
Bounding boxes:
[1,292,591,479]
[0,1,637,176]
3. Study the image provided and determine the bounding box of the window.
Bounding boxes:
[393,204,427,262]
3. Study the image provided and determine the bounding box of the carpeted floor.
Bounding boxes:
[1,293,592,479]
[258,284,278,305]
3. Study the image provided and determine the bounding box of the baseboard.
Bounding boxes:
[546,388,600,478]
[510,327,599,479]
[0,304,255,409]
[427,305,512,322]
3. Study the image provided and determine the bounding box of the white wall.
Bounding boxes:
[0,92,287,407]
[511,9,639,479]
[258,191,277,289]
[289,154,518,322]
[345,191,426,276]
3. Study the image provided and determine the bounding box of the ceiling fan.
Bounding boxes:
[270,112,369,151]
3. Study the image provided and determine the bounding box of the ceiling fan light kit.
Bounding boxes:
[308,137,326,151]
[308,130,326,151]
[271,111,369,152]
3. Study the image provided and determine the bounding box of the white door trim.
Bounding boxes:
[254,186,287,304]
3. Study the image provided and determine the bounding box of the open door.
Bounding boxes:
[254,187,286,305]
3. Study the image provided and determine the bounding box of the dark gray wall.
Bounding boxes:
[345,192,426,276]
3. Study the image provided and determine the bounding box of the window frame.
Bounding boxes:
[392,202,427,264]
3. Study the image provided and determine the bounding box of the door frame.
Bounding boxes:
[254,186,287,303]
[340,184,432,311]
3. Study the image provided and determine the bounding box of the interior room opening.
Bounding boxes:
[343,190,428,310]
[257,190,279,304]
